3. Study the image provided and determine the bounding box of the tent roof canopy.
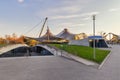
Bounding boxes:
[36,27,67,42]
[56,28,75,40]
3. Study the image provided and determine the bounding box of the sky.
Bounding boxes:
[0,0,120,37]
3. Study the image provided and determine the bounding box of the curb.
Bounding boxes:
[69,54,98,66]
[61,51,99,67]
[98,50,112,69]
[46,45,110,68]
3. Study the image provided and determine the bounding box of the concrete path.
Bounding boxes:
[0,45,119,80]
[98,45,120,79]
[37,44,98,66]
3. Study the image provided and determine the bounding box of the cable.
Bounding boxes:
[24,20,43,35]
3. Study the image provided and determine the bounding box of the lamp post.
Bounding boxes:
[93,15,96,59]
[60,44,63,56]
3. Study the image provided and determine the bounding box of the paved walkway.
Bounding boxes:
[0,45,119,80]
[98,45,120,80]
[37,44,98,66]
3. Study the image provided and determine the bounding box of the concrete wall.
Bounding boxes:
[69,38,89,46]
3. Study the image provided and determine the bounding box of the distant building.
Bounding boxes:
[104,33,120,44]
[88,36,108,48]
[69,36,108,48]
[56,28,75,40]
[36,27,68,43]
[56,28,87,41]
[74,33,87,40]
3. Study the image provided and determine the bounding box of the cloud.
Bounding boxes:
[58,6,81,13]
[59,22,85,27]
[41,6,81,16]
[71,23,85,27]
[83,17,91,20]
[36,0,94,18]
[35,0,99,22]
[62,0,94,6]
[81,12,100,17]
[109,8,120,12]
[50,14,80,20]
[18,0,24,3]
[49,11,99,20]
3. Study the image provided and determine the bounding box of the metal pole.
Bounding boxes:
[39,17,48,37]
[93,15,96,59]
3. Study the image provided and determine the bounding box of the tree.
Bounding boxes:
[0,37,6,44]
[12,33,17,40]
[16,35,25,44]
[5,35,11,44]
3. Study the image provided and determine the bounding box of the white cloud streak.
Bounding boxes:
[36,0,94,18]
[57,6,81,13]
[37,6,82,17]
[62,0,94,6]
[109,8,120,12]
[18,0,24,3]
[59,22,85,27]
[50,14,79,20]
[50,11,100,20]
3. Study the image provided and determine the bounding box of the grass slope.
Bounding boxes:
[49,44,110,64]
[0,44,7,48]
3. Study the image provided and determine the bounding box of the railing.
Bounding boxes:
[36,44,73,59]
[36,44,62,56]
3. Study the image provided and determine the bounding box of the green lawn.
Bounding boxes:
[0,44,7,48]
[49,44,110,64]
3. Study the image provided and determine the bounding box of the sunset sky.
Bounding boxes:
[0,0,120,37]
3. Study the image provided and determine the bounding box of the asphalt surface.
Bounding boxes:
[0,45,119,80]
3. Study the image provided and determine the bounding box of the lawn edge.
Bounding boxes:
[98,50,112,69]
[61,50,99,67]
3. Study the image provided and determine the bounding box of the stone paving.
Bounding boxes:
[0,45,119,80]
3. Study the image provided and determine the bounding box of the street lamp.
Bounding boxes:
[60,44,63,56]
[93,15,96,59]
